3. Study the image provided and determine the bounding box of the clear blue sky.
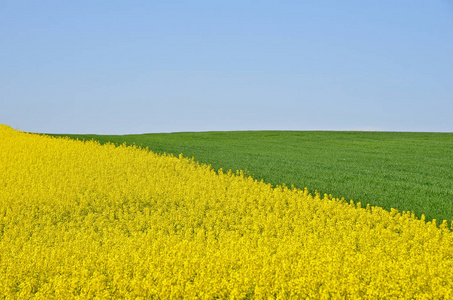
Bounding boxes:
[1,1,452,134]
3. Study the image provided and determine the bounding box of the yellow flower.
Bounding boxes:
[0,124,452,298]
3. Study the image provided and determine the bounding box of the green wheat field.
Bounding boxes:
[50,131,453,223]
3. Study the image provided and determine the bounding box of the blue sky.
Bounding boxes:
[1,1,452,134]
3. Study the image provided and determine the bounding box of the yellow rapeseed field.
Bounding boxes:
[1,124,453,299]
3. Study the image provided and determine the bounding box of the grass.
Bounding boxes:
[49,130,453,223]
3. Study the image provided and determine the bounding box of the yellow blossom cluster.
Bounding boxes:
[1,124,453,299]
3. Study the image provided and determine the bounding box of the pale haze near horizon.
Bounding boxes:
[1,1,452,134]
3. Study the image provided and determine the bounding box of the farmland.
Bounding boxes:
[53,130,453,223]
[2,125,453,298]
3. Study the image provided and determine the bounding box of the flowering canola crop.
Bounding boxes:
[1,124,453,299]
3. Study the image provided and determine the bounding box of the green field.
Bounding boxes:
[50,131,453,223]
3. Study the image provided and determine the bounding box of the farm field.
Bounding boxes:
[2,125,453,298]
[52,130,453,223]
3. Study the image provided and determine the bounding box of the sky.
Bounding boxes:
[1,1,452,134]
